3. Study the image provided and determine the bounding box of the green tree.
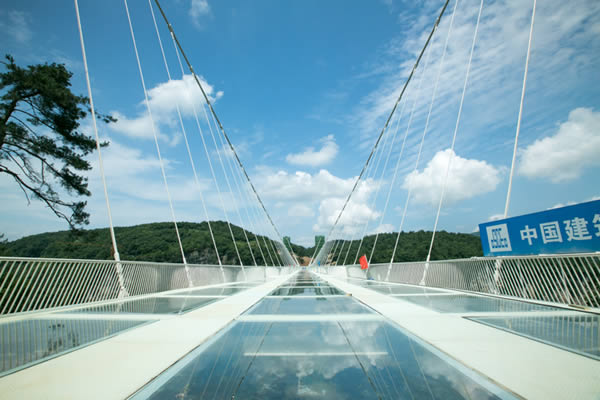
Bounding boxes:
[0,233,9,256]
[0,55,114,229]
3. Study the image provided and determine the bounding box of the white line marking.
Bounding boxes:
[238,314,384,322]
[244,352,388,357]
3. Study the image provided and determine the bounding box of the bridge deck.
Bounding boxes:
[0,270,598,399]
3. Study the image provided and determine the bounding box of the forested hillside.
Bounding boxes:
[0,222,287,265]
[1,223,482,265]
[326,230,482,264]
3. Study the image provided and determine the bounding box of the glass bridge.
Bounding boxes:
[0,268,598,399]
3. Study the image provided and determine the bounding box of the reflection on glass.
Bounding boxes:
[248,297,374,315]
[281,283,331,288]
[270,287,344,296]
[66,296,220,315]
[399,294,561,313]
[260,322,351,354]
[133,320,515,399]
[0,318,148,375]
[132,272,516,400]
[470,313,600,360]
[136,322,269,400]
[172,287,251,296]
[236,355,377,399]
[227,281,264,286]
[339,321,510,399]
[369,285,447,295]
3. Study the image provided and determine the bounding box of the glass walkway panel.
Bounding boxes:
[132,271,516,399]
[0,269,598,399]
[0,280,262,376]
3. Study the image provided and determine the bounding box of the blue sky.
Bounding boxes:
[1,0,599,247]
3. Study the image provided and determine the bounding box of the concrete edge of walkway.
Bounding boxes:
[318,273,600,400]
[0,273,295,400]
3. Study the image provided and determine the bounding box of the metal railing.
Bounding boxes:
[468,312,599,360]
[0,257,292,316]
[323,253,600,310]
[0,317,147,376]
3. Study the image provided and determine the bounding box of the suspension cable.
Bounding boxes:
[389,5,445,266]
[74,0,120,262]
[334,134,386,266]
[320,0,451,254]
[208,105,259,267]
[75,0,129,296]
[368,88,409,264]
[351,109,396,265]
[504,0,537,218]
[153,0,294,265]
[124,0,190,284]
[427,0,478,263]
[329,124,388,266]
[230,161,270,265]
[199,99,250,269]
[147,0,222,267]
[168,30,243,267]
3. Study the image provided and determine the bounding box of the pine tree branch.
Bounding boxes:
[0,164,73,227]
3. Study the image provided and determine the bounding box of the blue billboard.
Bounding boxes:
[479,200,600,256]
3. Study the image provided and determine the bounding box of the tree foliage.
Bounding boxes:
[0,55,114,229]
[325,230,483,264]
[0,222,482,266]
[0,221,288,266]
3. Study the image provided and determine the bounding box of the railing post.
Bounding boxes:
[182,256,193,288]
[492,258,502,295]
[113,255,129,299]
[385,261,393,281]
[419,260,430,286]
[241,264,247,281]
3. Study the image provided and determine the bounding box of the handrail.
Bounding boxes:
[322,253,600,310]
[0,257,295,316]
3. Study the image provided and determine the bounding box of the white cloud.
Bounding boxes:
[189,0,211,28]
[254,168,381,235]
[0,11,32,44]
[488,214,505,222]
[98,139,163,177]
[548,196,600,210]
[312,179,381,236]
[518,108,600,183]
[372,223,395,234]
[109,112,168,143]
[108,74,221,144]
[353,0,600,154]
[403,149,502,206]
[288,204,314,217]
[548,201,576,210]
[0,136,204,238]
[285,135,339,167]
[147,74,221,119]
[87,138,217,206]
[257,168,351,202]
[473,213,505,232]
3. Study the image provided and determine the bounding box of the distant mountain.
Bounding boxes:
[0,224,483,265]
